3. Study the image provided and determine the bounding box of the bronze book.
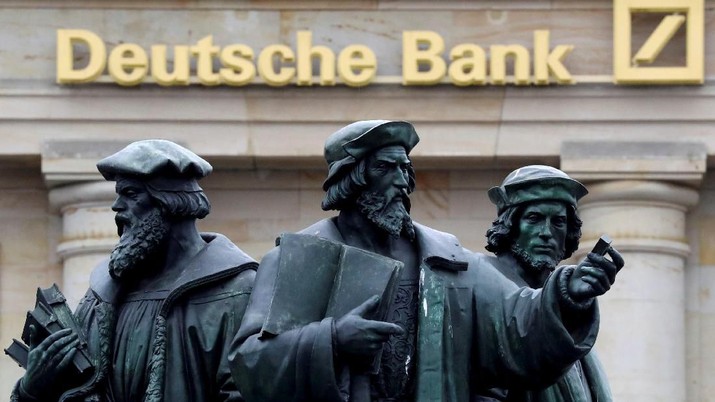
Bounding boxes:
[4,284,94,374]
[4,339,29,368]
[326,244,403,322]
[262,233,403,338]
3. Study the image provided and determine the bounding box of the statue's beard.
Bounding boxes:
[109,208,170,281]
[357,190,415,240]
[510,243,563,276]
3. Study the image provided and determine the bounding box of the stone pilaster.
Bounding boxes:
[562,141,706,402]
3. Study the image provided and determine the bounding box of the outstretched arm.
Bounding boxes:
[471,254,601,390]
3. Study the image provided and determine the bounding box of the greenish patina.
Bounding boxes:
[228,121,624,402]
[10,140,257,402]
[484,165,620,402]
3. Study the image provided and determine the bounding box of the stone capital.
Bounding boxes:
[41,140,131,188]
[48,180,117,213]
[579,180,700,210]
[560,141,706,187]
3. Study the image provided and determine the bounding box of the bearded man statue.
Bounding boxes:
[11,140,257,402]
[229,120,624,402]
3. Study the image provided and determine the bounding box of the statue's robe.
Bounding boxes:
[12,233,257,402]
[489,254,613,402]
[229,218,600,402]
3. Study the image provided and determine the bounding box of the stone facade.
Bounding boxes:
[0,1,713,401]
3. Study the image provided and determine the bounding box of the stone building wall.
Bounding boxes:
[0,1,713,401]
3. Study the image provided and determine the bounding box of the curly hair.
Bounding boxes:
[145,184,211,220]
[321,154,416,211]
[485,202,582,259]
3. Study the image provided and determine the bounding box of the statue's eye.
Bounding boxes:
[524,214,540,223]
[122,189,139,199]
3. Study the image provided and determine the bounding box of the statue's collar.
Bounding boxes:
[90,233,256,305]
[412,222,468,272]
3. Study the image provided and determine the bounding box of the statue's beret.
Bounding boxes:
[323,120,419,190]
[488,165,588,214]
[96,139,212,191]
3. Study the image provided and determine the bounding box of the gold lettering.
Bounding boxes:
[337,45,376,87]
[220,45,256,86]
[56,29,106,84]
[257,45,295,86]
[402,31,446,85]
[490,44,530,85]
[108,44,148,86]
[533,30,573,85]
[191,35,220,86]
[448,44,487,86]
[296,31,336,86]
[150,45,190,86]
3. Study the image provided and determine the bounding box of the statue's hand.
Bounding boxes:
[567,247,624,300]
[335,296,404,359]
[20,326,79,398]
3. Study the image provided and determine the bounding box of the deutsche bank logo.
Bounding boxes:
[613,0,703,84]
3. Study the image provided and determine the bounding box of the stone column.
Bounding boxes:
[43,141,126,309]
[562,142,705,402]
[48,182,117,309]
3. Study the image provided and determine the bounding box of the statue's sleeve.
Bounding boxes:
[228,248,347,402]
[471,257,599,390]
[212,269,256,402]
[174,267,256,402]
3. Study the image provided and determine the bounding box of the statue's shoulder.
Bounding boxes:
[412,222,469,271]
[188,268,255,304]
[88,258,122,304]
[463,250,523,294]
[463,249,503,276]
[295,217,342,241]
[465,250,498,266]
[201,232,257,269]
[412,221,459,244]
[187,233,257,298]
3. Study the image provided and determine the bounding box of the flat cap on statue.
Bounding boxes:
[323,120,420,190]
[96,139,212,191]
[488,165,588,214]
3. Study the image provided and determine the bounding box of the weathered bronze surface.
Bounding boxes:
[485,165,623,401]
[10,140,257,402]
[229,121,624,402]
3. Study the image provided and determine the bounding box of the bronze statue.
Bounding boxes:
[228,120,624,402]
[11,140,257,402]
[482,165,617,401]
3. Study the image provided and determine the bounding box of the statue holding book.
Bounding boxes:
[229,120,625,402]
[8,140,257,402]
